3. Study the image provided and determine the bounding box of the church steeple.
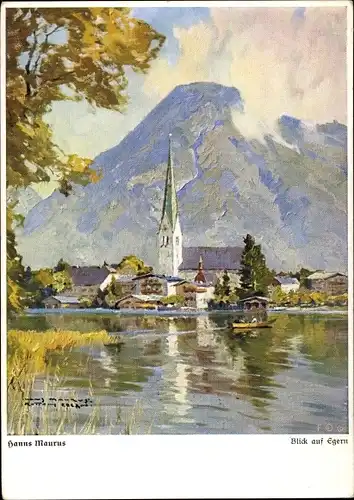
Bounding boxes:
[194,255,206,283]
[159,134,179,231]
[157,134,183,277]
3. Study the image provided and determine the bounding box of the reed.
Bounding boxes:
[7,329,122,385]
[7,329,129,435]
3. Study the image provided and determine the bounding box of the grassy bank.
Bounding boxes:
[7,329,126,435]
[7,329,122,383]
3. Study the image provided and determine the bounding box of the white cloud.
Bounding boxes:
[144,7,347,141]
[45,7,347,169]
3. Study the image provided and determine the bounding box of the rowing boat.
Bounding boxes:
[231,318,276,329]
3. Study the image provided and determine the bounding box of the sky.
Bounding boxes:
[39,6,347,197]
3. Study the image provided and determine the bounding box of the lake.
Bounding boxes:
[9,311,349,435]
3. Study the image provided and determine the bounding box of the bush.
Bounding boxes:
[160,295,184,306]
[270,288,348,308]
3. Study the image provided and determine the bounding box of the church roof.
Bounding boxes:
[159,136,179,231]
[179,247,243,270]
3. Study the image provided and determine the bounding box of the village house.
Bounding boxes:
[306,272,348,295]
[115,294,164,310]
[171,258,215,309]
[132,273,183,296]
[43,295,81,309]
[66,266,111,299]
[172,281,215,309]
[272,276,300,293]
[99,273,136,296]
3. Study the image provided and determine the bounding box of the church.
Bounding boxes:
[157,135,243,286]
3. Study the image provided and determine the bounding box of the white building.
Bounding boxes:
[157,135,243,283]
[273,276,300,293]
[157,134,183,277]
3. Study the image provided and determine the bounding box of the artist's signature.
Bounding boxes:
[24,397,93,409]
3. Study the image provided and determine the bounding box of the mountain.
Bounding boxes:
[11,187,43,217]
[16,82,347,272]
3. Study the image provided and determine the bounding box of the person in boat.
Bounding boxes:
[251,317,258,323]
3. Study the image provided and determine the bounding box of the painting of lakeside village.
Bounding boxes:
[5,5,349,436]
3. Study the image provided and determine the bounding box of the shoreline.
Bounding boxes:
[23,307,348,317]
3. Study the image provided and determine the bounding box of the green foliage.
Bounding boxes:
[16,265,74,308]
[79,297,94,308]
[54,258,71,272]
[290,268,313,287]
[31,267,72,293]
[104,292,117,308]
[214,272,238,302]
[52,270,73,293]
[6,8,164,314]
[108,276,123,297]
[270,287,347,307]
[160,295,184,306]
[221,270,231,297]
[229,288,240,303]
[270,286,288,306]
[116,255,153,275]
[7,207,27,315]
[101,276,125,308]
[6,7,165,191]
[33,268,54,287]
[239,234,254,292]
[214,278,223,298]
[239,234,274,297]
[327,293,348,306]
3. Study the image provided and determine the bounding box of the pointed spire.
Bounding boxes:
[194,255,206,284]
[160,134,179,230]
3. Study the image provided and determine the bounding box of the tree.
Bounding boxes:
[109,276,123,298]
[270,286,287,306]
[299,268,313,288]
[239,234,254,293]
[7,207,27,315]
[116,255,153,276]
[290,268,313,288]
[160,295,184,306]
[221,269,231,297]
[25,266,72,306]
[33,268,53,287]
[309,291,327,306]
[54,258,70,273]
[102,276,124,308]
[214,278,223,299]
[239,234,274,297]
[229,287,239,303]
[52,270,73,293]
[6,7,165,312]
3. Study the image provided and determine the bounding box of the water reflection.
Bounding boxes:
[11,312,348,434]
[162,320,192,421]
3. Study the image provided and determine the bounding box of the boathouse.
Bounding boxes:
[239,296,270,311]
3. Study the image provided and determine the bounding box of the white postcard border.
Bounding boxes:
[1,1,353,499]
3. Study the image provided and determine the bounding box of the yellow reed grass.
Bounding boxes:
[7,330,151,435]
[7,329,122,382]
